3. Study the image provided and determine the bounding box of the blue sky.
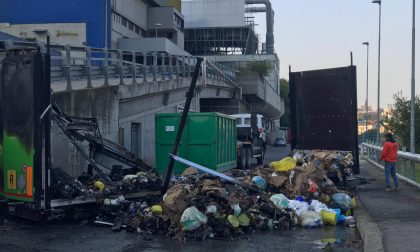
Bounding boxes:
[253,0,419,107]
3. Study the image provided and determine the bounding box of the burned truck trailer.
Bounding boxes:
[0,46,158,220]
[289,66,360,176]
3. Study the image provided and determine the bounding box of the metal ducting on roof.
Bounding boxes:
[245,0,274,54]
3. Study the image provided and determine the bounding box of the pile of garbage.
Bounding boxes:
[51,168,162,200]
[95,150,357,241]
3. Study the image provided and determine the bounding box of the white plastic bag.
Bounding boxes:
[310,200,332,213]
[180,206,208,231]
[300,211,323,228]
[288,200,309,217]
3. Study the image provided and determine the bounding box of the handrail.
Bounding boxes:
[360,142,420,187]
[0,40,238,92]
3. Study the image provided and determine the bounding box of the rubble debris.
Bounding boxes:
[49,147,358,241]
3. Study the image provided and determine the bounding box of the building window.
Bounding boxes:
[135,26,140,34]
[129,22,134,31]
[174,13,184,31]
[122,17,127,27]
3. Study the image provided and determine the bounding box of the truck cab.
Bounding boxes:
[231,113,266,169]
[231,114,266,142]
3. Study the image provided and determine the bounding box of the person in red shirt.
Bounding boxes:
[380,133,400,191]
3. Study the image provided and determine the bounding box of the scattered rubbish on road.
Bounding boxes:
[88,150,358,241]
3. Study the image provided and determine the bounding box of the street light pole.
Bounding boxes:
[373,0,382,145]
[363,42,370,143]
[410,0,416,154]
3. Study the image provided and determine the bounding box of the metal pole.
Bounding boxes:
[377,2,382,145]
[410,0,416,154]
[162,58,203,194]
[363,42,370,143]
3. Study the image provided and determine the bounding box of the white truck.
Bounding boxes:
[231,114,266,169]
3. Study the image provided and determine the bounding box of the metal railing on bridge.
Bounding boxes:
[0,40,238,92]
[361,142,420,188]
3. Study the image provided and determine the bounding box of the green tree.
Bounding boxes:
[280,78,290,127]
[239,61,272,77]
[383,94,420,153]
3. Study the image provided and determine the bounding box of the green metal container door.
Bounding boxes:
[155,113,236,175]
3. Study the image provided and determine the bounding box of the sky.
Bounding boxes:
[252,0,420,108]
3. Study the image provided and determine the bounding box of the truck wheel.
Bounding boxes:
[257,150,265,165]
[238,147,246,169]
[245,148,252,169]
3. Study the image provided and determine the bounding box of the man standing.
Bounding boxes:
[380,133,400,191]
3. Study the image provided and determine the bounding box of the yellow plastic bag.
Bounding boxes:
[320,210,337,226]
[151,205,163,215]
[351,197,357,209]
[270,157,297,172]
[94,181,105,190]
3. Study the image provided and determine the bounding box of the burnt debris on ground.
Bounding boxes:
[74,149,359,241]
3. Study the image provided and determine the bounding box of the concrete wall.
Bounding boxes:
[52,86,120,177]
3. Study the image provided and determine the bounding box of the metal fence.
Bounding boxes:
[0,40,238,92]
[361,142,420,188]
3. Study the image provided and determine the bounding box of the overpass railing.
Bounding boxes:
[361,142,420,188]
[0,40,238,91]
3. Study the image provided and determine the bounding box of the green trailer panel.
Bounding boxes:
[155,112,236,175]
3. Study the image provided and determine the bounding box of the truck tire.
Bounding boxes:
[238,147,247,169]
[245,148,252,169]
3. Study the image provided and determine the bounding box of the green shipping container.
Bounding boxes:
[155,112,237,175]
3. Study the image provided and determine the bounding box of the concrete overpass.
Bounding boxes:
[1,40,284,172]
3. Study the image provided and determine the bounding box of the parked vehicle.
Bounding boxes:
[231,113,266,169]
[274,137,287,147]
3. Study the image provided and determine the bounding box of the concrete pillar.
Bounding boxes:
[143,52,147,83]
[168,53,173,80]
[103,48,109,86]
[161,52,166,80]
[131,51,137,84]
[117,50,124,85]
[176,55,180,79]
[85,46,92,88]
[153,52,157,82]
[64,45,72,90]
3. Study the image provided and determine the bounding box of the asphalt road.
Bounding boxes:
[0,145,362,252]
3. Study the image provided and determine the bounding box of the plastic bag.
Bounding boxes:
[230,204,242,216]
[300,211,323,228]
[238,213,250,227]
[270,157,297,172]
[150,205,163,215]
[308,179,318,193]
[332,193,352,211]
[227,215,240,228]
[309,200,330,213]
[252,176,267,190]
[206,205,218,215]
[270,194,289,209]
[180,206,208,231]
[320,210,337,226]
[288,200,309,216]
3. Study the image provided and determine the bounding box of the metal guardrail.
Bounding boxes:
[361,142,420,188]
[0,40,238,92]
